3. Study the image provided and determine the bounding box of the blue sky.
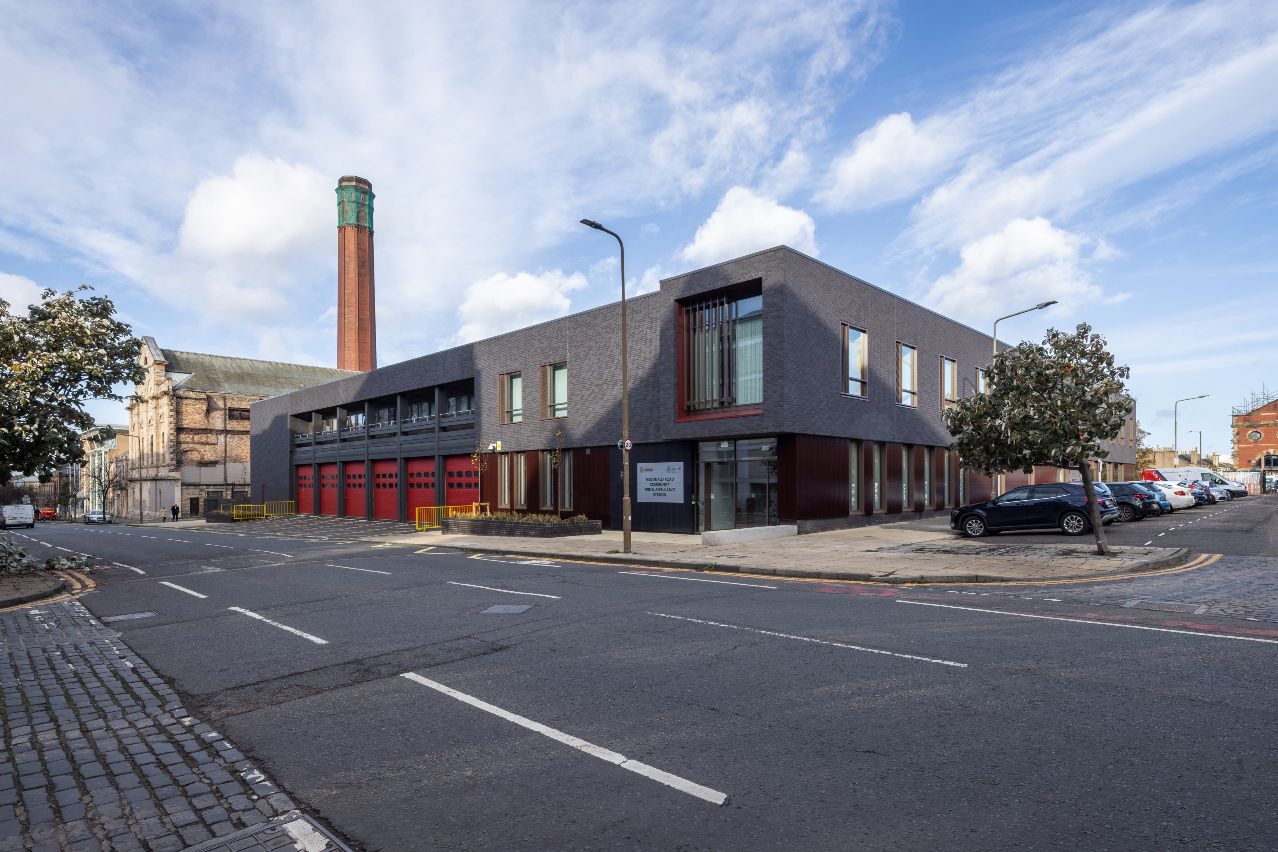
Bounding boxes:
[2,1,1276,460]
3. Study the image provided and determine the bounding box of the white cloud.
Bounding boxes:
[816,112,962,211]
[678,186,817,267]
[924,217,1099,326]
[455,269,588,344]
[0,272,43,311]
[632,265,664,296]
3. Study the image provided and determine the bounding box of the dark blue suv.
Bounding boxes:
[951,483,1118,537]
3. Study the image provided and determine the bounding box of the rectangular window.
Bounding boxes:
[497,455,510,509]
[923,447,931,507]
[228,408,250,421]
[872,443,883,511]
[848,441,859,514]
[941,358,958,410]
[975,368,987,395]
[842,326,868,397]
[540,450,555,509]
[543,362,568,419]
[943,451,951,507]
[500,372,523,424]
[514,453,527,509]
[898,343,917,407]
[681,291,762,412]
[902,446,910,508]
[559,450,573,511]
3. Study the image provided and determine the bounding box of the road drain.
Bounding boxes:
[483,604,532,614]
[1122,600,1209,614]
[101,611,157,623]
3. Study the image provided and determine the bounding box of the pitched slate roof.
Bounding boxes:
[159,349,355,397]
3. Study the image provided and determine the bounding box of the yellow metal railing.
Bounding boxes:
[231,504,267,521]
[264,500,296,517]
[416,502,490,530]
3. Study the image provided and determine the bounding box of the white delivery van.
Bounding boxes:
[2,504,36,529]
[1141,467,1248,497]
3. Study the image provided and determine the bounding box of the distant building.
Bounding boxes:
[79,425,130,516]
[128,338,352,520]
[1147,447,1226,469]
[1232,388,1278,471]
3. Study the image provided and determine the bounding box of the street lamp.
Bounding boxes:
[580,218,632,554]
[992,301,1057,358]
[1172,394,1208,461]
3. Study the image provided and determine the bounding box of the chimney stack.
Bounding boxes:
[336,175,376,372]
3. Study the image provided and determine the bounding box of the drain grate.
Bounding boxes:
[482,604,532,614]
[101,611,157,623]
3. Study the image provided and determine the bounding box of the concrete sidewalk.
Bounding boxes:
[414,523,1189,583]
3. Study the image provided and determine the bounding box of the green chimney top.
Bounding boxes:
[336,176,374,231]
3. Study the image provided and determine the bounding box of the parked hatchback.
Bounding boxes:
[951,483,1118,537]
[1146,481,1195,509]
[1123,482,1172,515]
[1107,482,1162,521]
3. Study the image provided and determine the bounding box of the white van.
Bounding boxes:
[1141,467,1248,497]
[2,504,36,529]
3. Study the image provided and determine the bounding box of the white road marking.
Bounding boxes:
[325,564,393,576]
[227,607,328,645]
[1144,540,1153,546]
[649,612,966,667]
[55,546,74,553]
[446,581,560,599]
[897,601,1278,645]
[618,571,776,590]
[248,549,294,558]
[399,672,728,805]
[158,581,207,599]
[40,542,52,547]
[205,543,234,548]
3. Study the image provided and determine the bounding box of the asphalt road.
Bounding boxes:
[16,497,1278,851]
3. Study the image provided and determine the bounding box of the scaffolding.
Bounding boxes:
[1232,385,1278,416]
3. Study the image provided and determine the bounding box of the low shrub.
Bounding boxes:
[1,535,91,574]
[472,512,591,524]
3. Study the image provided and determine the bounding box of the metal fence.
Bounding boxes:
[415,502,491,531]
[264,500,296,517]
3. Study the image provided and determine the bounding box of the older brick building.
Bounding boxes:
[1232,389,1278,471]
[128,337,352,520]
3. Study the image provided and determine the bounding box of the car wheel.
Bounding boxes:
[1151,505,1163,517]
[1060,511,1089,536]
[961,515,988,537]
[1116,505,1135,523]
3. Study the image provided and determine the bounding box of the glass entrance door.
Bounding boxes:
[699,441,736,531]
[697,438,778,531]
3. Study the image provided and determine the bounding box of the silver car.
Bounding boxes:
[83,511,114,524]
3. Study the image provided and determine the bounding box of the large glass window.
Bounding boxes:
[682,291,763,412]
[923,447,931,507]
[849,441,859,514]
[843,326,867,397]
[549,363,567,418]
[697,438,777,531]
[514,453,527,509]
[540,450,555,509]
[559,450,573,511]
[975,368,988,395]
[941,358,958,410]
[497,454,510,509]
[872,443,883,511]
[501,373,523,423]
[898,343,917,407]
[902,446,910,507]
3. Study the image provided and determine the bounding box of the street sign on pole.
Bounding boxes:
[623,439,633,452]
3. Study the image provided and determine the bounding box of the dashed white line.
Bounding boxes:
[649,612,966,667]
[114,563,146,575]
[325,564,393,576]
[897,600,1278,645]
[55,546,74,553]
[158,581,207,599]
[446,581,560,599]
[1144,540,1153,546]
[399,672,727,805]
[618,571,776,590]
[227,607,328,645]
[205,543,234,548]
[248,549,294,558]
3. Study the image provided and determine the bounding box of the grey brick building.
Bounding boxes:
[250,247,1136,533]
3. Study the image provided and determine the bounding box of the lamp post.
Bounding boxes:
[991,301,1057,359]
[580,218,632,554]
[1172,394,1208,461]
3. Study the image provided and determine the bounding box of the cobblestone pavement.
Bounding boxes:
[0,601,307,851]
[965,554,1278,621]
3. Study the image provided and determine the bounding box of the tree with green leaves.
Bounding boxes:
[1135,422,1154,472]
[0,286,143,485]
[943,323,1134,555]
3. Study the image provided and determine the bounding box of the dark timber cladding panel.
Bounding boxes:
[573,446,612,528]
[609,442,695,533]
[295,466,314,514]
[967,470,993,504]
[884,442,904,514]
[778,435,848,521]
[911,445,926,512]
[478,453,498,508]
[1004,469,1030,493]
[931,449,947,510]
[372,459,398,520]
[317,463,338,515]
[343,461,366,518]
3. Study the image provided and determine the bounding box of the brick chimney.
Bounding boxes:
[336,176,376,372]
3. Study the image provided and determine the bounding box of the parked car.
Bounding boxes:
[37,506,57,521]
[1124,482,1172,515]
[1202,482,1232,502]
[1106,482,1161,521]
[83,511,114,524]
[1,504,36,529]
[1142,467,1248,498]
[1146,481,1196,509]
[951,483,1118,537]
[1179,482,1208,506]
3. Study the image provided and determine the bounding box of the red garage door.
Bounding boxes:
[406,458,436,518]
[444,455,481,506]
[296,466,314,514]
[372,459,399,520]
[318,463,339,515]
[344,462,367,518]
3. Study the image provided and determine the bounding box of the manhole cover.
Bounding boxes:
[482,604,532,614]
[101,611,157,623]
[183,810,351,851]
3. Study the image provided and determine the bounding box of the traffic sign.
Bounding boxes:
[623,439,634,451]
